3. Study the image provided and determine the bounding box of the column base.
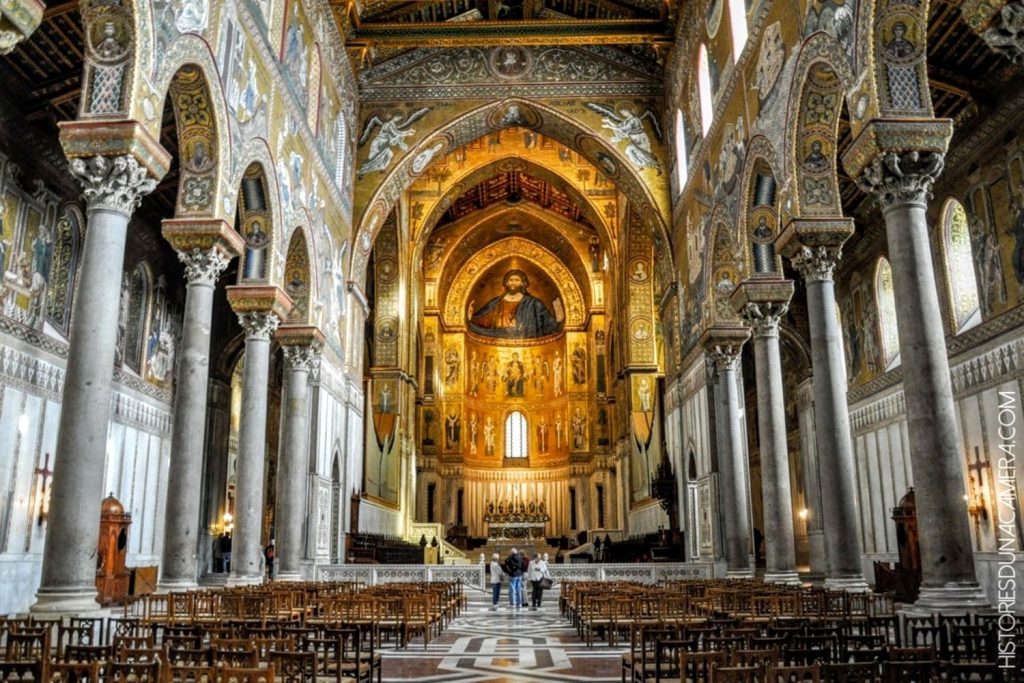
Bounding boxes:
[905,583,991,614]
[156,578,199,593]
[824,575,871,593]
[274,571,302,582]
[726,569,754,580]
[763,570,803,586]
[30,588,102,616]
[225,574,264,588]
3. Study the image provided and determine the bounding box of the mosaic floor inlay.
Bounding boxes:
[380,590,625,682]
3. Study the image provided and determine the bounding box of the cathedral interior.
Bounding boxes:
[0,0,1023,675]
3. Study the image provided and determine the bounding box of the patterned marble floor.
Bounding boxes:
[380,589,626,682]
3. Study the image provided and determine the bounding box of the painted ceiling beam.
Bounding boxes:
[346,18,673,47]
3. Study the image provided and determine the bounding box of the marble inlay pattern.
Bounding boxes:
[381,591,624,682]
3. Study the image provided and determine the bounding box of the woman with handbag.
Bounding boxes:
[489,552,505,610]
[532,552,548,610]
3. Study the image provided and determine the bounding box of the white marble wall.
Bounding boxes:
[849,331,1024,608]
[0,338,171,614]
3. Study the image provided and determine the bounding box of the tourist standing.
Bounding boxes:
[518,550,529,607]
[527,552,545,609]
[489,552,504,610]
[263,540,275,580]
[505,548,523,608]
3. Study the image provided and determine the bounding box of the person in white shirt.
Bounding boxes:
[527,552,551,609]
[488,552,504,610]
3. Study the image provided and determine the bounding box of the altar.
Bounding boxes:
[484,501,550,541]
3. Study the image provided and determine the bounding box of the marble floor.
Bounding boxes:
[380,589,626,682]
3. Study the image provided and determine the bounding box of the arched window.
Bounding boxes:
[875,258,900,370]
[505,411,527,459]
[697,45,713,136]
[941,198,981,333]
[45,206,82,336]
[727,0,748,61]
[674,108,688,191]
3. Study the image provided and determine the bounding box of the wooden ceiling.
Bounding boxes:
[439,170,594,227]
[356,0,668,23]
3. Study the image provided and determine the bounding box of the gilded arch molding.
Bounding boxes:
[443,237,587,330]
[351,98,671,287]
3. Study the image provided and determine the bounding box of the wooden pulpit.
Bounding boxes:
[96,493,131,606]
[891,487,921,602]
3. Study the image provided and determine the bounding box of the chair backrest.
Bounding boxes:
[819,661,879,683]
[61,644,111,664]
[267,650,317,683]
[48,661,103,682]
[5,630,51,661]
[167,663,216,683]
[217,665,275,683]
[887,646,935,661]
[733,648,780,668]
[882,660,941,683]
[710,663,762,682]
[680,650,728,682]
[942,662,1004,683]
[107,659,163,682]
[766,664,821,683]
[0,660,46,680]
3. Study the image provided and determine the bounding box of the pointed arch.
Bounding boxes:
[939,197,981,334]
[151,37,233,220]
[784,33,855,219]
[45,204,84,337]
[123,260,153,374]
[349,98,672,288]
[284,226,313,323]
[737,135,783,276]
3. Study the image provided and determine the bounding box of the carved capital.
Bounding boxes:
[855,150,946,209]
[238,311,281,340]
[0,0,44,56]
[178,248,230,287]
[740,301,788,338]
[282,344,322,372]
[982,2,1024,64]
[790,245,842,282]
[701,325,750,373]
[67,155,157,217]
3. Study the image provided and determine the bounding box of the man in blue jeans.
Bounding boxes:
[505,547,523,609]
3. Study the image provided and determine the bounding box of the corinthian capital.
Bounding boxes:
[790,245,841,282]
[855,150,945,209]
[740,301,789,338]
[283,343,322,372]
[708,344,743,371]
[238,311,281,340]
[67,155,157,217]
[179,248,230,287]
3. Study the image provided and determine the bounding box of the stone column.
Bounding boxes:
[848,119,988,609]
[795,378,826,578]
[274,325,323,581]
[777,219,869,591]
[32,124,169,613]
[226,286,292,585]
[158,220,243,591]
[733,280,801,585]
[0,0,44,55]
[702,325,753,578]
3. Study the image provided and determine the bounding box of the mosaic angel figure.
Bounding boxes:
[357,108,429,177]
[587,103,663,173]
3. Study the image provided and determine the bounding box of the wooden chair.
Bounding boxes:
[942,662,1004,682]
[732,648,780,668]
[60,644,111,665]
[47,661,103,682]
[106,659,163,682]
[710,664,761,682]
[881,660,940,683]
[766,664,821,682]
[167,664,217,683]
[679,649,728,682]
[266,650,317,683]
[947,624,995,663]
[216,666,275,683]
[0,660,47,681]
[886,646,934,661]
[819,661,879,682]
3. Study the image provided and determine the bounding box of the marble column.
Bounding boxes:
[733,280,801,585]
[32,146,166,613]
[275,325,323,581]
[0,0,44,55]
[777,219,869,591]
[702,326,753,578]
[158,221,243,591]
[795,378,827,578]
[850,119,988,609]
[226,286,292,585]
